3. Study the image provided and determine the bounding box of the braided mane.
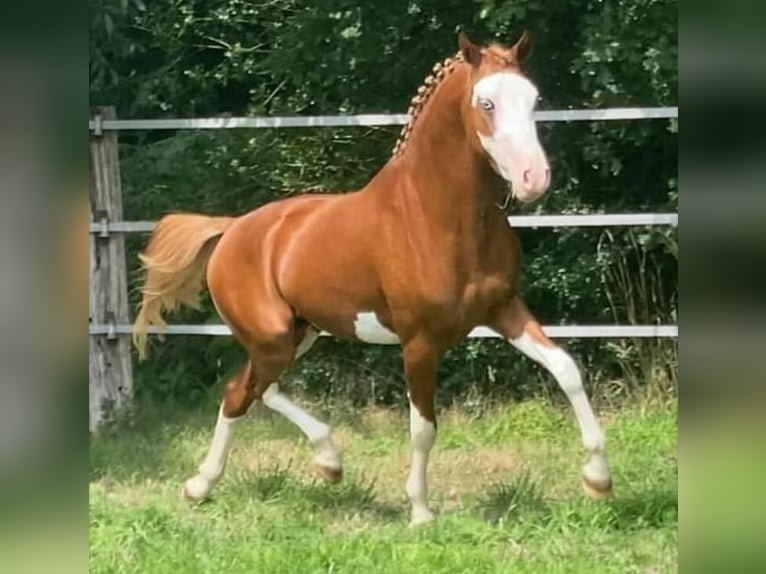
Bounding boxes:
[392,51,465,157]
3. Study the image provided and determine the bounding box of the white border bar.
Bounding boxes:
[87,107,678,131]
[89,323,677,338]
[89,213,678,234]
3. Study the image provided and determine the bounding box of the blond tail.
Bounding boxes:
[132,213,235,360]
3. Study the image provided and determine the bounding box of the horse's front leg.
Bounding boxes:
[488,297,613,498]
[402,336,441,526]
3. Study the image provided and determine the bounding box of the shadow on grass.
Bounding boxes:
[223,466,405,521]
[89,431,177,483]
[89,403,313,483]
[473,472,677,531]
[89,405,405,526]
[606,487,678,529]
[89,405,216,483]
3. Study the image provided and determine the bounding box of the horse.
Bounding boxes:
[132,31,612,526]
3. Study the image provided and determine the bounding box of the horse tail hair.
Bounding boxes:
[132,213,236,360]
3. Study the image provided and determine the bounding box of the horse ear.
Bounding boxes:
[511,30,533,64]
[458,31,482,67]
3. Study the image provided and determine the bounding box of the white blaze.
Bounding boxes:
[473,72,539,153]
[472,72,545,194]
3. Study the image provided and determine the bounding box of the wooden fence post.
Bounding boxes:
[89,106,133,432]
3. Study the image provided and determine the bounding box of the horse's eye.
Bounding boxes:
[478,98,495,112]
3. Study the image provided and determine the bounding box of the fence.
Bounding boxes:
[88,105,678,430]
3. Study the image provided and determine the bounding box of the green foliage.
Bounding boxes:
[90,0,678,405]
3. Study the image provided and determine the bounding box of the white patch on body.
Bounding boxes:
[406,397,436,526]
[184,405,242,501]
[353,311,400,344]
[509,332,611,484]
[262,384,341,471]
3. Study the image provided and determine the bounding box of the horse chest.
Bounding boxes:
[405,272,513,331]
[390,275,509,345]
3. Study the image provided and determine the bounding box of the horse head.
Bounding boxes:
[459,31,551,203]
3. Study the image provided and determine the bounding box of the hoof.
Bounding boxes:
[582,474,612,500]
[409,508,435,528]
[315,463,343,484]
[182,476,212,502]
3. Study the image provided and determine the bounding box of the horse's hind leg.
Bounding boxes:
[259,323,342,483]
[183,319,340,502]
[183,362,256,501]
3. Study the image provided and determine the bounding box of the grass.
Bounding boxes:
[89,397,677,573]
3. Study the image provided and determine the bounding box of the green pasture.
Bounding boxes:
[90,397,677,573]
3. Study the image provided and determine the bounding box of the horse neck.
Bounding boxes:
[394,64,505,229]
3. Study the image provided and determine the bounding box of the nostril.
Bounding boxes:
[523,169,532,185]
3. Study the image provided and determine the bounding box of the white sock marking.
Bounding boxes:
[353,311,400,344]
[262,384,341,470]
[509,332,611,483]
[406,397,436,525]
[184,405,242,500]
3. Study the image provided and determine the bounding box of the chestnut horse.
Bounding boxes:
[133,32,612,526]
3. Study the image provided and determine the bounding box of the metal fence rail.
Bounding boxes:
[90,213,678,235]
[88,106,678,132]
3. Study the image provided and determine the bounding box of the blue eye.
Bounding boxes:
[478,98,495,112]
